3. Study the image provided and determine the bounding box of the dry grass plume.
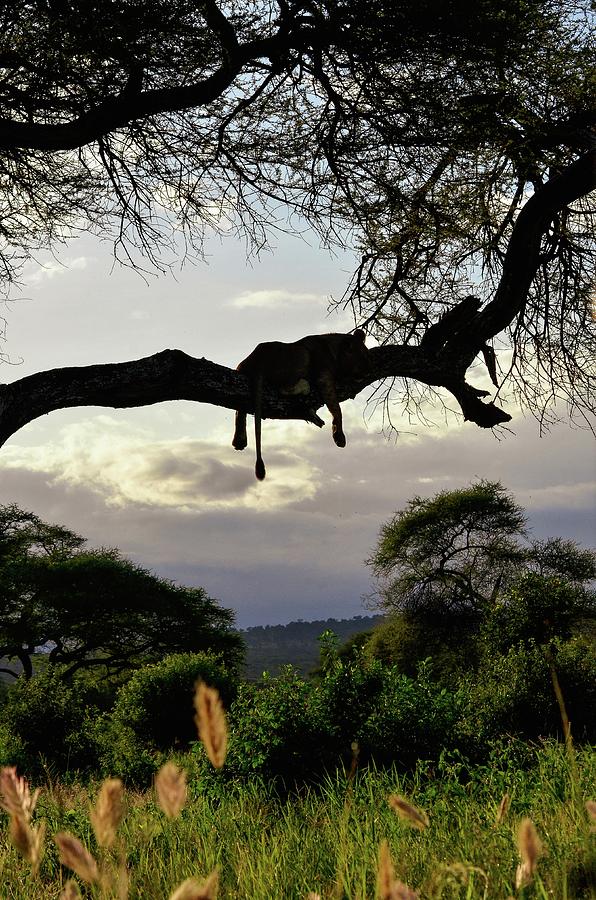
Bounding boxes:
[155,761,188,819]
[0,766,45,873]
[169,869,219,899]
[194,682,228,768]
[387,795,429,830]
[377,839,419,899]
[90,777,124,848]
[515,817,543,889]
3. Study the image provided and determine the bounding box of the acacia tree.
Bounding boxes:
[368,481,528,619]
[0,0,594,445]
[368,480,596,620]
[0,504,243,679]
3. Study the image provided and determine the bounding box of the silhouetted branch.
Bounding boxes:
[0,341,511,448]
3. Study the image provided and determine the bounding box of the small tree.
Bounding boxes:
[368,481,528,620]
[99,652,237,783]
[0,504,244,680]
[367,481,595,669]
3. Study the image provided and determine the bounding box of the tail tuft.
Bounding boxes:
[255,459,266,480]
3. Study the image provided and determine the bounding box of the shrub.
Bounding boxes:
[0,667,100,777]
[202,657,462,786]
[312,653,386,762]
[219,667,324,784]
[358,661,462,767]
[99,652,236,783]
[457,637,596,754]
[364,614,478,680]
[481,573,594,651]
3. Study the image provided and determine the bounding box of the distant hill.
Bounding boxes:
[239,615,384,680]
[2,616,385,687]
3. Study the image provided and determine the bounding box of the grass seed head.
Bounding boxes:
[155,762,188,819]
[515,818,542,888]
[169,869,219,900]
[194,682,228,768]
[388,795,429,830]
[391,883,418,900]
[377,839,418,899]
[377,840,396,899]
[0,766,40,822]
[55,831,100,884]
[60,880,82,899]
[116,861,130,900]
[9,815,45,872]
[495,793,510,825]
[90,777,124,848]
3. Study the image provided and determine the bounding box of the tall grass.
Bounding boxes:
[0,740,594,898]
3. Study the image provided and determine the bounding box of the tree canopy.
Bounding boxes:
[364,481,595,682]
[0,504,244,679]
[368,480,596,620]
[0,0,594,444]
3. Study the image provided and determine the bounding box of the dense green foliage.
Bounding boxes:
[5,632,593,789]
[482,572,594,650]
[458,637,596,749]
[189,645,594,791]
[363,613,478,680]
[97,653,237,782]
[0,667,101,777]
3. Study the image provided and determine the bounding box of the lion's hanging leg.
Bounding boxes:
[232,410,248,450]
[319,371,346,447]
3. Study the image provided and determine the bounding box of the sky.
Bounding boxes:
[0,229,594,628]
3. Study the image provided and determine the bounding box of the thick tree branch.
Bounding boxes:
[0,31,298,151]
[465,150,596,345]
[0,342,511,450]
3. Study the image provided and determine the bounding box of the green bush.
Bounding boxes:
[202,657,462,786]
[312,653,385,762]
[481,573,594,651]
[99,652,237,783]
[219,667,325,784]
[457,637,596,754]
[0,667,100,777]
[364,614,478,680]
[219,657,393,785]
[358,661,462,767]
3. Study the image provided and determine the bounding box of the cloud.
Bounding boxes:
[0,416,320,511]
[228,289,322,309]
[26,257,92,284]
[0,406,592,627]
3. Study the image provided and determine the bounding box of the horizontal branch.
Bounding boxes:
[0,29,299,152]
[0,343,511,449]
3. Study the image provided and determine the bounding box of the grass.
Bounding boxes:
[0,740,594,899]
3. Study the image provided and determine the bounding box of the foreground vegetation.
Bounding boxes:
[1,488,594,896]
[0,740,594,899]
